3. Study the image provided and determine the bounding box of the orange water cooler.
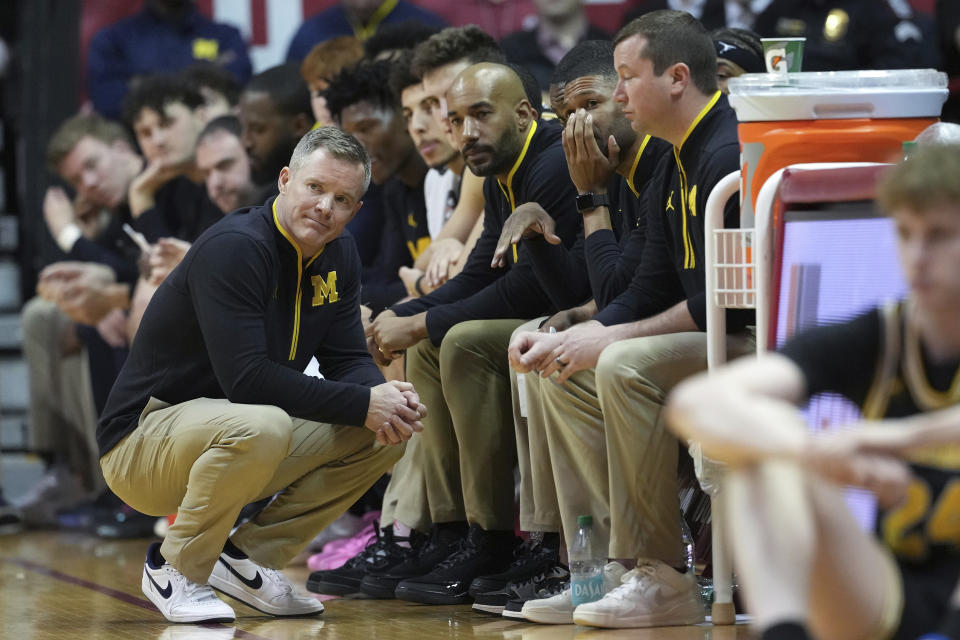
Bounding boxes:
[728,70,949,227]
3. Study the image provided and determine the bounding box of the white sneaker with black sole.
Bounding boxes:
[520,561,626,624]
[142,543,236,623]
[572,558,705,628]
[209,549,324,616]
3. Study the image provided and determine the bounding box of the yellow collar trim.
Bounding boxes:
[273,199,322,361]
[904,301,960,410]
[272,199,324,264]
[626,135,652,198]
[677,91,722,153]
[497,120,538,211]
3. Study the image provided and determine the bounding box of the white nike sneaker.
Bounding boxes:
[572,558,705,628]
[520,561,626,624]
[142,543,236,624]
[209,549,324,616]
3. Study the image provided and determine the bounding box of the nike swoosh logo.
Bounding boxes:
[145,569,173,599]
[218,557,263,590]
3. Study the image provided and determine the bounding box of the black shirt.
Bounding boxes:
[98,198,383,457]
[390,119,582,345]
[524,134,671,311]
[132,176,224,243]
[361,177,430,315]
[595,93,752,331]
[584,135,671,310]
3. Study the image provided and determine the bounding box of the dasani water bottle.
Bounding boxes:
[569,515,605,606]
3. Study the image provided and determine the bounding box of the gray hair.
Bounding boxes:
[288,127,372,193]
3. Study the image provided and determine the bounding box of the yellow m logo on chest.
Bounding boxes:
[311,271,339,306]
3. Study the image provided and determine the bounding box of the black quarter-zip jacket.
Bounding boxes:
[523,134,670,311]
[97,198,383,457]
[389,119,582,345]
[595,93,754,331]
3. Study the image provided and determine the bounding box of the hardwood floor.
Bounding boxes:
[0,532,754,639]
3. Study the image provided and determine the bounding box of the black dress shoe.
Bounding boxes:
[395,524,519,605]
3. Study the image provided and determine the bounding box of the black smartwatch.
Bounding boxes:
[576,192,610,213]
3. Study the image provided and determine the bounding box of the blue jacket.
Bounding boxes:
[87,8,252,119]
[286,1,446,62]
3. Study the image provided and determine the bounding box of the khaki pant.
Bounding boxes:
[539,331,755,564]
[405,319,524,530]
[22,297,101,492]
[510,318,560,533]
[380,432,431,531]
[100,397,403,583]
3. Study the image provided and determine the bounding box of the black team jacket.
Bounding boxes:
[595,92,753,331]
[528,134,671,311]
[97,198,383,457]
[389,119,582,345]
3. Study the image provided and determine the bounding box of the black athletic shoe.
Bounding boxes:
[306,525,406,596]
[467,532,559,597]
[473,561,569,615]
[500,564,571,619]
[359,523,461,598]
[395,524,520,605]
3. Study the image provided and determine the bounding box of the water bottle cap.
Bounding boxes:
[577,515,593,526]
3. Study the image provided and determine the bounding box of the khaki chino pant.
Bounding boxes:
[404,319,525,531]
[536,331,755,564]
[101,397,403,583]
[380,431,431,531]
[509,318,561,533]
[22,297,101,492]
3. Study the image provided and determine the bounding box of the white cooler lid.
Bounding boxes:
[728,69,948,122]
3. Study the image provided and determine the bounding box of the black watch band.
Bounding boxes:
[576,192,610,213]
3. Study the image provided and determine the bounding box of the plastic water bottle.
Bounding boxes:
[680,513,696,573]
[569,515,605,606]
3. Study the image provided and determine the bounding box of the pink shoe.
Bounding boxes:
[307,523,377,571]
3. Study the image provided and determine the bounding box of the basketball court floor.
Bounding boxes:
[0,532,753,639]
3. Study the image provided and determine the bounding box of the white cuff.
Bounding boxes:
[56,223,82,253]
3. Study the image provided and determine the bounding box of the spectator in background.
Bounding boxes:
[238,64,314,201]
[418,0,538,40]
[364,21,443,62]
[285,0,447,63]
[624,0,931,72]
[181,62,242,119]
[501,0,609,97]
[300,37,366,128]
[87,0,251,120]
[711,27,763,94]
[123,74,222,244]
[194,116,255,216]
[17,115,145,531]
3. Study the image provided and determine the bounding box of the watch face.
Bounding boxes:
[577,193,608,211]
